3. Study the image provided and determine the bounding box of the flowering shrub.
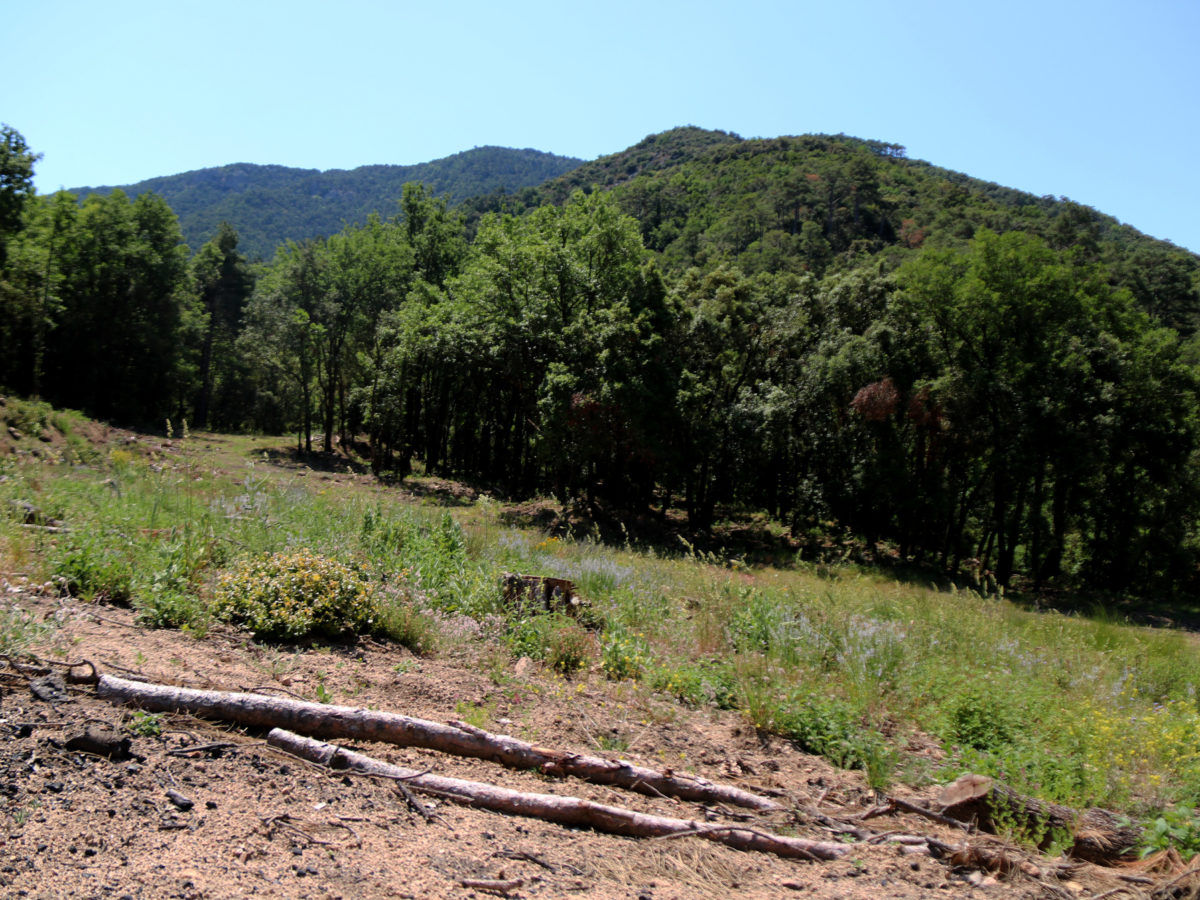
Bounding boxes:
[213,550,376,641]
[601,629,652,681]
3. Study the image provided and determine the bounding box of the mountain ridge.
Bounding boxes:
[72,146,586,259]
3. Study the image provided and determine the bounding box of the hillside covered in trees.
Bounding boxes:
[71,147,585,260]
[3,123,1200,598]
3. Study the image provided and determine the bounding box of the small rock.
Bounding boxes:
[166,789,194,811]
[514,656,534,676]
[65,726,133,761]
[29,674,68,703]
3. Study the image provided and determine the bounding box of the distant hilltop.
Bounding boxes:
[71,147,585,259]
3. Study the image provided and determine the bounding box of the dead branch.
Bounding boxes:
[393,781,441,824]
[889,795,975,832]
[459,878,525,896]
[260,813,333,846]
[165,741,237,757]
[492,849,557,872]
[267,728,848,861]
[96,674,779,811]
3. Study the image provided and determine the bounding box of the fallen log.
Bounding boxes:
[96,674,779,811]
[267,728,847,861]
[939,774,1140,864]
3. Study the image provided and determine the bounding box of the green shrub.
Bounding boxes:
[213,549,376,641]
[601,628,652,681]
[375,601,440,656]
[505,613,554,661]
[651,659,739,708]
[767,690,896,790]
[0,604,54,654]
[133,543,208,631]
[946,688,1018,752]
[545,619,594,675]
[501,613,594,675]
[1139,805,1200,860]
[136,586,207,632]
[51,539,134,604]
[128,712,163,737]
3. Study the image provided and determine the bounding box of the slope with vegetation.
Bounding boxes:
[3,405,1200,891]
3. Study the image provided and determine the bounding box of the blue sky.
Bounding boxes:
[6,0,1199,252]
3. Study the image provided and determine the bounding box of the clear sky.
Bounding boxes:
[6,0,1199,252]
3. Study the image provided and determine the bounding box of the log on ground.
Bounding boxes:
[267,728,847,861]
[95,674,778,811]
[939,774,1140,864]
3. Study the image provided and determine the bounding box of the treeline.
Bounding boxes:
[2,123,1200,594]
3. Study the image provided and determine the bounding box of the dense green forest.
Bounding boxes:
[72,147,584,260]
[3,122,1200,597]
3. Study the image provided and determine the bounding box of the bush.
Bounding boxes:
[601,628,652,681]
[1140,805,1200,860]
[946,688,1018,752]
[136,586,207,632]
[51,539,134,604]
[213,549,376,641]
[651,659,739,709]
[375,601,440,656]
[762,690,896,790]
[546,619,595,675]
[501,612,594,675]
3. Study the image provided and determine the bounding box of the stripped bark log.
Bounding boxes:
[267,728,847,861]
[938,774,1140,864]
[95,674,779,811]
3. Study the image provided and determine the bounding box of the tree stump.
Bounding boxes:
[939,774,1140,864]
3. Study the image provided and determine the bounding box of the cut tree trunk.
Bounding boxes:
[96,675,779,811]
[267,728,846,861]
[939,774,1140,864]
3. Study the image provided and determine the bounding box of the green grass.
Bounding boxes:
[3,421,1200,855]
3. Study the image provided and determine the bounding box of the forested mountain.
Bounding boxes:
[72,147,584,259]
[479,128,1200,328]
[5,122,1200,599]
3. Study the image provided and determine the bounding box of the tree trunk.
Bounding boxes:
[939,774,1139,865]
[267,729,846,861]
[95,675,778,811]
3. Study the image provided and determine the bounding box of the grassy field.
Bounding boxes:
[3,398,1200,857]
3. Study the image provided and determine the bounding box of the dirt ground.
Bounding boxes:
[0,584,1169,900]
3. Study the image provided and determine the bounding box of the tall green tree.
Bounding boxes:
[190,222,254,429]
[46,190,192,422]
[0,124,40,267]
[890,229,1200,589]
[240,241,326,450]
